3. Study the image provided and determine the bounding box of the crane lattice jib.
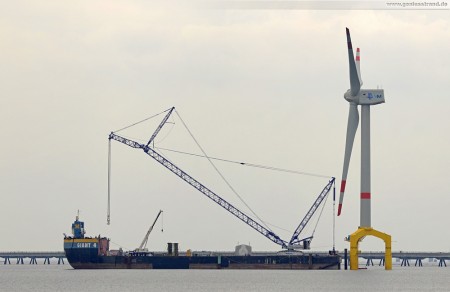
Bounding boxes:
[288,177,335,245]
[146,107,175,147]
[109,132,288,248]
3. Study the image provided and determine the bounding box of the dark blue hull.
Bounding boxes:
[65,249,341,270]
[64,235,340,270]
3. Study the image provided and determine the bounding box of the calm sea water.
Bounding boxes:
[1,263,449,291]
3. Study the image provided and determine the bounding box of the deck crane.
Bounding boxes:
[108,107,335,250]
[135,210,163,252]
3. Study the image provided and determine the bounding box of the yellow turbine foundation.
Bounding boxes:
[349,227,392,270]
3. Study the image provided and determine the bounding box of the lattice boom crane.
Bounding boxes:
[136,210,163,252]
[108,107,335,250]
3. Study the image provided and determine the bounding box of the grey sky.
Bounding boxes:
[1,1,449,252]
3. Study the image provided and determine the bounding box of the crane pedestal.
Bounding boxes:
[347,227,392,270]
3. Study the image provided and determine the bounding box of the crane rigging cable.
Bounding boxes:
[110,135,330,180]
[174,110,272,232]
[110,108,330,179]
[310,187,330,238]
[155,146,330,179]
[113,108,170,133]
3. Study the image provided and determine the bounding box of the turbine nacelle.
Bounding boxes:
[344,89,385,105]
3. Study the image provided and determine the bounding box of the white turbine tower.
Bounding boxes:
[337,28,392,270]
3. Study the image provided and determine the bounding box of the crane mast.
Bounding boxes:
[146,107,174,147]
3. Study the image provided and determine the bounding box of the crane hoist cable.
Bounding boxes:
[108,139,111,225]
[107,109,171,225]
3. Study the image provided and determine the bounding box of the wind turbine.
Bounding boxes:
[337,28,392,270]
[338,27,385,226]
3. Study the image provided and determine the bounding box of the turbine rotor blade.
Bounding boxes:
[338,103,359,216]
[346,28,361,96]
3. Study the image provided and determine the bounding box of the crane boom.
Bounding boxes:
[109,132,287,248]
[288,177,335,246]
[138,210,163,251]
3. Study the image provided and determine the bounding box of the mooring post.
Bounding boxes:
[344,249,348,270]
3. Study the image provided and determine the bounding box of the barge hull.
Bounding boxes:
[64,225,341,270]
[65,252,341,270]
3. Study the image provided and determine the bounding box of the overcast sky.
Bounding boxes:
[1,1,449,253]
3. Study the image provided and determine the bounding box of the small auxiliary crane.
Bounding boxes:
[135,210,163,252]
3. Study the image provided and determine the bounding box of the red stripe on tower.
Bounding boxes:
[361,192,371,199]
[340,180,346,193]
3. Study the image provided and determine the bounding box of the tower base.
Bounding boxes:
[347,227,392,270]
